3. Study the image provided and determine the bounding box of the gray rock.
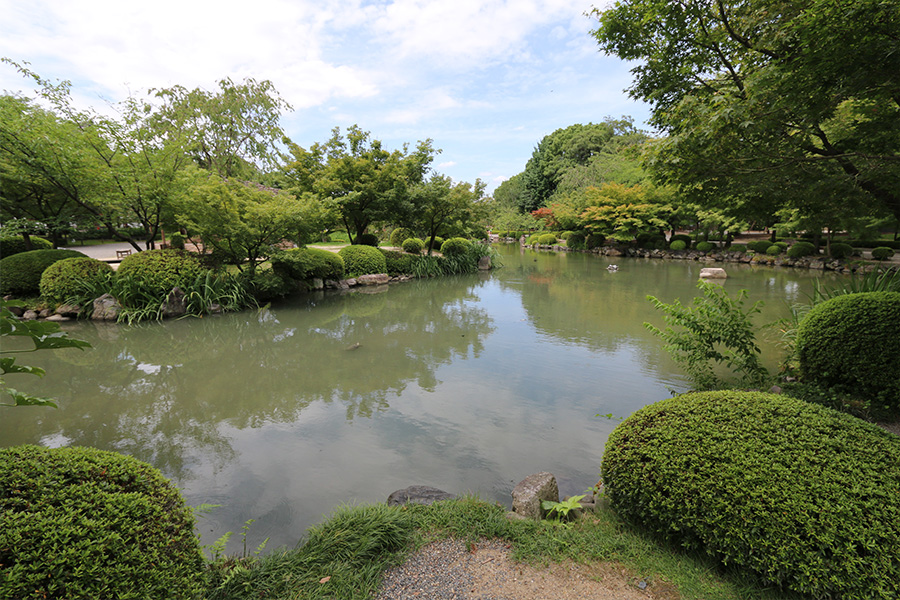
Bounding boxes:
[92,294,120,321]
[477,255,492,270]
[45,314,70,322]
[387,485,455,507]
[38,308,53,318]
[357,273,391,286]
[511,472,559,520]
[310,278,324,290]
[22,310,38,320]
[5,304,24,317]
[161,287,186,318]
[208,303,224,314]
[699,267,728,279]
[55,304,81,317]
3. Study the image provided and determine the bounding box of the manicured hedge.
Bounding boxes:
[694,241,714,252]
[787,241,817,258]
[796,291,900,413]
[356,233,380,247]
[0,236,53,258]
[39,257,114,305]
[872,246,895,261]
[669,240,687,251]
[586,233,605,249]
[566,231,586,250]
[401,237,425,254]
[339,244,387,276]
[765,244,782,255]
[116,249,205,296]
[670,234,691,248]
[0,445,206,599]
[0,249,87,297]
[747,240,773,253]
[380,250,418,276]
[828,242,854,259]
[270,247,345,282]
[602,390,900,598]
[389,227,413,247]
[440,237,472,257]
[537,233,557,245]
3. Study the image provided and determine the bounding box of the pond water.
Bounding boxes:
[0,245,840,552]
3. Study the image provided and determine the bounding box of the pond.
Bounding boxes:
[0,245,840,552]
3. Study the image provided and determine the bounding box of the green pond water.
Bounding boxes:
[0,245,841,552]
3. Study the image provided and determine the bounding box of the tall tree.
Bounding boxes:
[408,174,486,254]
[592,0,900,223]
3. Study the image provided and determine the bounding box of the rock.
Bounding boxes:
[161,287,187,318]
[387,485,455,507]
[6,304,24,317]
[511,472,559,520]
[45,314,70,322]
[55,304,81,317]
[22,310,39,320]
[769,385,783,394]
[478,255,492,270]
[310,278,324,290]
[38,308,53,318]
[357,274,391,286]
[92,294,120,321]
[699,267,728,279]
[208,303,224,314]
[345,278,358,287]
[505,511,528,522]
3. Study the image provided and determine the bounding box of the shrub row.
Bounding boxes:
[0,236,53,258]
[602,390,900,598]
[270,248,345,282]
[40,257,114,305]
[116,249,206,297]
[0,249,87,297]
[339,245,388,277]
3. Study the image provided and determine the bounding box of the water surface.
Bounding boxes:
[0,245,836,551]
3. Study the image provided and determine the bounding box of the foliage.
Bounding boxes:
[270,248,345,282]
[727,243,746,252]
[338,245,387,277]
[566,231,586,250]
[765,244,782,256]
[168,232,186,250]
[356,233,380,247]
[577,183,673,242]
[645,281,769,390]
[1,299,91,407]
[39,257,114,306]
[116,249,206,297]
[0,236,53,257]
[669,240,686,251]
[0,445,207,599]
[380,250,418,276]
[828,242,854,259]
[537,233,557,245]
[389,227,413,247]
[440,237,472,257]
[541,495,586,523]
[401,237,425,254]
[237,269,293,304]
[796,292,900,416]
[586,233,605,249]
[602,390,900,599]
[747,240,773,253]
[408,174,487,255]
[0,249,86,297]
[872,246,895,261]
[694,241,714,253]
[786,241,817,258]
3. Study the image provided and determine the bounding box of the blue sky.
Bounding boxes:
[0,0,650,193]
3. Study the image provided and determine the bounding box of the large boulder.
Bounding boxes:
[161,287,187,318]
[699,267,727,279]
[511,472,559,520]
[357,273,391,286]
[91,293,120,321]
[387,485,455,507]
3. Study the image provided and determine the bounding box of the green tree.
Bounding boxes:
[592,0,900,223]
[408,174,486,254]
[282,126,436,243]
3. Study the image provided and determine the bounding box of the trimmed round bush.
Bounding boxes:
[270,247,345,281]
[602,390,900,598]
[389,227,413,247]
[356,233,380,247]
[872,246,895,261]
[669,240,687,251]
[116,249,205,296]
[765,244,782,255]
[401,237,425,254]
[526,234,541,245]
[0,236,53,258]
[670,234,691,248]
[747,240,773,253]
[727,243,747,252]
[787,241,817,258]
[40,257,114,305]
[0,445,206,599]
[0,249,87,297]
[440,237,472,257]
[167,232,185,250]
[566,231,586,250]
[558,231,573,241]
[537,233,557,245]
[829,242,854,259]
[695,241,714,252]
[796,291,900,411]
[380,250,418,276]
[339,244,388,276]
[586,233,605,249]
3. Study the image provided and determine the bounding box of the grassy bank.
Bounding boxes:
[205,498,802,600]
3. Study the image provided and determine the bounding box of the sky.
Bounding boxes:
[0,0,650,193]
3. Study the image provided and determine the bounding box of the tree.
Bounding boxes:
[577,183,673,242]
[408,174,486,254]
[592,0,900,223]
[175,169,306,275]
[282,126,436,243]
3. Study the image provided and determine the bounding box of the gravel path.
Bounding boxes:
[375,538,674,600]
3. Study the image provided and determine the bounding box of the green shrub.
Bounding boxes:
[39,257,114,306]
[429,236,444,250]
[787,241,817,258]
[695,241,714,252]
[796,291,900,413]
[167,232,185,250]
[389,227,413,247]
[566,231,586,250]
[116,249,205,297]
[526,234,541,245]
[440,237,472,257]
[829,242,854,259]
[537,233,557,245]
[558,231,573,241]
[747,240,773,253]
[602,390,900,599]
[0,445,206,599]
[669,240,687,251]
[765,244,782,255]
[339,245,387,276]
[0,249,87,297]
[380,250,418,276]
[356,233,380,247]
[849,239,900,250]
[727,243,746,252]
[240,269,293,302]
[670,234,691,248]
[872,246,895,261]
[586,233,605,249]
[774,241,788,251]
[270,248,345,282]
[0,236,53,258]
[401,237,425,254]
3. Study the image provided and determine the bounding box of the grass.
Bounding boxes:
[204,497,805,600]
